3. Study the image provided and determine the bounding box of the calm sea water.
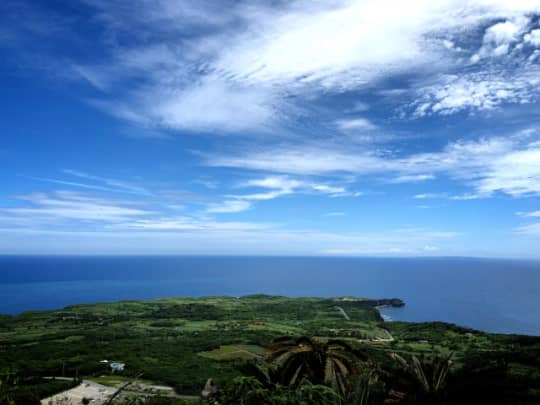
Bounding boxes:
[0,256,539,336]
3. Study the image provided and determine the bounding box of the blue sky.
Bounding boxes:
[1,0,540,256]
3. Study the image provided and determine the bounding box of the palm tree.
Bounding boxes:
[290,381,341,405]
[241,361,282,389]
[221,377,274,405]
[0,372,16,405]
[265,336,365,397]
[389,352,453,404]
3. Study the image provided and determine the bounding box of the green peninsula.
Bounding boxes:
[1,295,539,404]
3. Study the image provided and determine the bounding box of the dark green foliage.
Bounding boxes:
[446,351,540,405]
[151,304,226,320]
[4,377,77,405]
[388,353,452,405]
[0,296,539,404]
[265,336,365,396]
[0,372,16,405]
[214,377,339,405]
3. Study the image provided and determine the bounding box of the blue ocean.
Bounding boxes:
[0,256,539,336]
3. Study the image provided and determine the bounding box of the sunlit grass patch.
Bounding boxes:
[199,344,264,361]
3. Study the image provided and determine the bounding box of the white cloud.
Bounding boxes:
[208,131,540,197]
[471,17,530,61]
[115,217,269,232]
[348,101,370,112]
[143,75,280,133]
[414,193,448,200]
[62,169,151,195]
[0,191,152,223]
[242,176,302,191]
[202,176,360,214]
[215,1,434,89]
[0,224,459,256]
[52,0,540,130]
[206,199,252,213]
[414,69,540,116]
[517,210,540,217]
[473,149,540,196]
[231,175,359,201]
[389,174,435,183]
[524,28,540,46]
[207,147,385,175]
[516,222,540,235]
[449,193,483,201]
[336,118,377,132]
[0,189,275,237]
[232,176,300,201]
[26,176,123,193]
[324,212,346,217]
[192,178,219,189]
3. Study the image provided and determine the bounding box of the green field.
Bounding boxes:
[1,295,539,403]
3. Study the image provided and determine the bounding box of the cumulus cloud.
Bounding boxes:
[413,68,540,116]
[524,28,540,46]
[471,17,530,62]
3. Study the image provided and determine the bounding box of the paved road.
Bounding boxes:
[336,306,351,320]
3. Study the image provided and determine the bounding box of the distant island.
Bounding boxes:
[0,295,539,404]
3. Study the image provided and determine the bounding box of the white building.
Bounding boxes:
[110,362,125,372]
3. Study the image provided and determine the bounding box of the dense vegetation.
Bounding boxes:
[0,295,539,404]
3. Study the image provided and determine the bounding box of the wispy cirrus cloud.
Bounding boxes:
[206,199,252,214]
[517,210,540,217]
[324,212,346,217]
[0,190,273,234]
[0,191,152,223]
[0,223,459,256]
[389,174,435,184]
[0,188,460,255]
[336,118,377,132]
[7,0,540,133]
[516,222,540,236]
[113,217,271,232]
[515,210,540,237]
[27,170,152,196]
[62,169,152,195]
[231,176,361,201]
[74,0,540,128]
[202,175,361,215]
[207,130,540,197]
